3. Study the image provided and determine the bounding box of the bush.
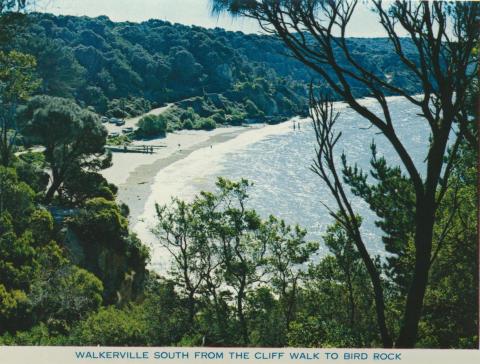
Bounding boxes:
[69,305,148,346]
[211,112,227,124]
[137,114,167,137]
[60,170,117,206]
[29,265,104,333]
[226,111,246,126]
[182,119,194,130]
[194,117,216,131]
[107,97,151,118]
[244,99,262,117]
[0,323,68,345]
[69,198,128,248]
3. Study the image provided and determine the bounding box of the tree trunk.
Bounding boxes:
[45,174,62,203]
[346,270,355,328]
[352,231,393,348]
[211,289,227,340]
[187,290,196,328]
[396,201,435,348]
[237,279,248,345]
[1,123,10,167]
[0,147,9,167]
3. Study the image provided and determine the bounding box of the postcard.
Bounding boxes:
[0,0,478,363]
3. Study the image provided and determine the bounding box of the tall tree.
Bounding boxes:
[212,0,478,348]
[153,198,206,327]
[0,50,39,166]
[19,96,111,202]
[261,215,318,334]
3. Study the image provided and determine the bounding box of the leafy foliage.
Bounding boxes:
[137,114,167,137]
[9,13,421,122]
[19,95,111,202]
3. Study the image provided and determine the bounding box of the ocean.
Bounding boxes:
[135,96,432,272]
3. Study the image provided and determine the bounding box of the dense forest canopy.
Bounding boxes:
[6,12,421,119]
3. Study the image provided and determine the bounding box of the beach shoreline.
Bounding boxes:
[101,124,262,225]
[101,116,306,272]
[101,94,408,222]
[102,95,414,273]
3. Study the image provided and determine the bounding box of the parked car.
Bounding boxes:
[122,127,134,134]
[108,132,120,138]
[100,116,109,123]
[109,117,123,124]
[115,119,126,126]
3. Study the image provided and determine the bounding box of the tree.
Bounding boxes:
[0,50,39,166]
[69,305,148,346]
[261,215,318,335]
[0,0,26,13]
[417,115,478,348]
[68,198,149,304]
[153,198,206,327]
[213,0,478,348]
[59,169,117,206]
[169,48,203,83]
[18,37,86,98]
[20,96,111,202]
[0,0,28,46]
[0,166,73,334]
[29,265,103,334]
[208,178,266,345]
[153,178,319,345]
[0,166,35,226]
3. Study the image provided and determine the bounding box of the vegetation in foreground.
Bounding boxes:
[0,0,477,349]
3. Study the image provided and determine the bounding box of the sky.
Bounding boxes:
[33,0,397,37]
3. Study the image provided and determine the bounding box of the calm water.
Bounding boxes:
[139,96,432,270]
[192,97,429,256]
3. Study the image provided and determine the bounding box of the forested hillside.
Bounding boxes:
[2,2,475,349]
[7,13,421,122]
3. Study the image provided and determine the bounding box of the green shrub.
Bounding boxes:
[69,305,147,346]
[182,119,194,130]
[137,114,167,137]
[194,117,216,131]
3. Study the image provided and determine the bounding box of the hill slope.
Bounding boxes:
[10,13,421,122]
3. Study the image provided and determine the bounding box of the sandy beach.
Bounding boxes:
[101,95,397,225]
[101,113,307,272]
[101,125,255,224]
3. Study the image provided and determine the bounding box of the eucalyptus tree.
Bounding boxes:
[19,96,111,202]
[153,178,319,345]
[153,198,207,327]
[261,215,318,332]
[212,0,478,348]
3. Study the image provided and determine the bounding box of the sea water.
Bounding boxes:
[136,96,432,272]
